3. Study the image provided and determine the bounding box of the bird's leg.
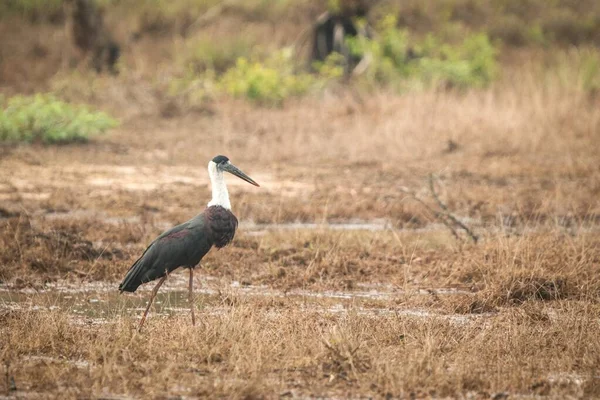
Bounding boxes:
[189,267,196,326]
[138,274,167,332]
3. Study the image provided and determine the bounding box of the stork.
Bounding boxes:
[119,155,259,331]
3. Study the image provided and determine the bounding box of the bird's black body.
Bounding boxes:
[119,205,238,293]
[121,155,259,331]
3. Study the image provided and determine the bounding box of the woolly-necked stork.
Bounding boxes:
[119,155,259,331]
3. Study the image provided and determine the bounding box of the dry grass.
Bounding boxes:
[1,7,600,399]
[2,217,598,300]
[2,300,600,398]
[1,208,599,397]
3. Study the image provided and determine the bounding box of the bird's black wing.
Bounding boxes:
[119,213,213,293]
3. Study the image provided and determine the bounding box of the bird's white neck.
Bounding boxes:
[207,161,231,210]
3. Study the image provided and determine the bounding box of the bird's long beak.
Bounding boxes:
[222,163,260,187]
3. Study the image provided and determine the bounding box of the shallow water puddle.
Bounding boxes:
[0,281,474,322]
[0,289,192,319]
[242,220,392,233]
[36,210,394,230]
[23,209,479,237]
[0,277,469,297]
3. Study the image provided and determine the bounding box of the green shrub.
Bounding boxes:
[172,15,496,105]
[347,15,498,90]
[217,49,317,105]
[0,95,118,144]
[311,53,346,81]
[172,47,343,106]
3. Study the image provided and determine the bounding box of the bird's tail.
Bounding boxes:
[119,256,147,293]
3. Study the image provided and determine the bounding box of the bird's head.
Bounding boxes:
[210,155,260,187]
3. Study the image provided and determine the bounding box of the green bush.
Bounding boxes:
[0,95,118,144]
[217,49,317,105]
[172,15,496,105]
[311,53,347,81]
[347,15,498,90]
[172,47,343,106]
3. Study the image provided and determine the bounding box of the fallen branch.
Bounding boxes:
[399,186,462,241]
[399,175,478,244]
[428,174,479,243]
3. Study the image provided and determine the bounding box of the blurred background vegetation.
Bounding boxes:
[0,0,599,142]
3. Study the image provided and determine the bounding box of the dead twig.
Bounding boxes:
[428,174,479,243]
[399,175,478,244]
[399,186,462,241]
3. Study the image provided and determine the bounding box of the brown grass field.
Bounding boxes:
[1,3,600,399]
